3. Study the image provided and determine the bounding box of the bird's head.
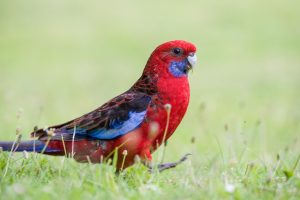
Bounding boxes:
[145,40,197,78]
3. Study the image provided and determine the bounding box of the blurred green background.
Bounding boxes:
[0,0,299,167]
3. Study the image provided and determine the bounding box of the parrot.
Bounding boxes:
[0,40,197,172]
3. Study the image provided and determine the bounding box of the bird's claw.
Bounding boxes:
[148,153,192,173]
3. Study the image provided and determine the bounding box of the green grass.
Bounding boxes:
[0,0,300,199]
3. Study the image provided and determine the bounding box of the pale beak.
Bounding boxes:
[187,53,197,70]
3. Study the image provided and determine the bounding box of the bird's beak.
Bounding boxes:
[187,53,197,71]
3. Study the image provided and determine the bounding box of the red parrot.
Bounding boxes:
[0,40,197,172]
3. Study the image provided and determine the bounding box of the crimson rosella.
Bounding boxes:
[0,40,197,172]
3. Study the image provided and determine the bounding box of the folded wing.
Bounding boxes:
[32,92,151,140]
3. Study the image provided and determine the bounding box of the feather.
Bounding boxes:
[32,93,151,141]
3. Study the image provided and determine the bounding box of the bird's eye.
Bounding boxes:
[172,48,183,55]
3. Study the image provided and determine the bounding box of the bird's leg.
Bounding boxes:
[147,153,191,173]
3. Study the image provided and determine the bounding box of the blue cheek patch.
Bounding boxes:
[168,59,188,77]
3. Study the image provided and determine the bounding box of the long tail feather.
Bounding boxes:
[0,140,60,153]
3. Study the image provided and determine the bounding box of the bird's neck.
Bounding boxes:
[146,76,190,149]
[157,76,190,134]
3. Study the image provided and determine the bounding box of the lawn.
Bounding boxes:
[0,0,300,199]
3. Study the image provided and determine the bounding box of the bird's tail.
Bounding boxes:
[0,140,60,153]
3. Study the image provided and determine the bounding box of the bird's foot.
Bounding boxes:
[148,153,191,173]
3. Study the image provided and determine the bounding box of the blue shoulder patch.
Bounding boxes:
[71,111,147,140]
[88,111,146,139]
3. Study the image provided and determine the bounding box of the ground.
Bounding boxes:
[0,0,300,199]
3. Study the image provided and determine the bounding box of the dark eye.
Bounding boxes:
[172,48,182,55]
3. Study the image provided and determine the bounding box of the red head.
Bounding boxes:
[145,40,197,78]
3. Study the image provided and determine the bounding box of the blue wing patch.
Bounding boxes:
[87,111,146,139]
